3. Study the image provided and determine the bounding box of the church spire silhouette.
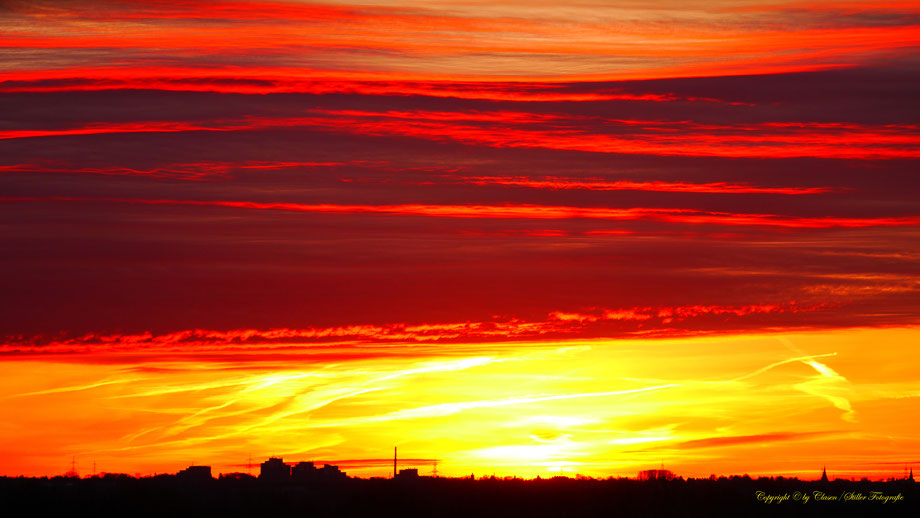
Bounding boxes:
[820,466,829,482]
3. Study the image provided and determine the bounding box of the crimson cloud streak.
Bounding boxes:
[3,63,918,339]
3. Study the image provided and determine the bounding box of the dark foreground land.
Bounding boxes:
[2,475,917,517]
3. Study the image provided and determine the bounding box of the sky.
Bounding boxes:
[1,0,919,480]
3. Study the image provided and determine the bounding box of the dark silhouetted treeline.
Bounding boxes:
[2,473,917,517]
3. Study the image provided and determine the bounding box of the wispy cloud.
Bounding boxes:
[664,431,840,450]
[4,197,917,229]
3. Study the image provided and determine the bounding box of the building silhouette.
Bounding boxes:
[397,468,419,480]
[820,466,829,482]
[258,457,346,483]
[291,461,316,481]
[259,457,291,482]
[219,472,255,481]
[177,465,212,482]
[319,464,347,480]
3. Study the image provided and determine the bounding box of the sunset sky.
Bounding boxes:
[1,0,919,480]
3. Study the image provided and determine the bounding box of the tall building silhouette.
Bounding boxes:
[259,457,291,482]
[292,461,316,482]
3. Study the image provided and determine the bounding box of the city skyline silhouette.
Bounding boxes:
[2,1,919,506]
[40,451,920,485]
[4,458,917,517]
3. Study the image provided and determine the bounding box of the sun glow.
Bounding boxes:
[1,327,918,479]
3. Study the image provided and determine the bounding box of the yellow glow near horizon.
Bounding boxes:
[1,326,918,480]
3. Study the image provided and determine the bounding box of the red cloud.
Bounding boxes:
[4,110,916,159]
[3,197,917,229]
[2,302,827,352]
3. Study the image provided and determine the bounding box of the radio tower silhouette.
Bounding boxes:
[431,461,438,477]
[64,456,79,478]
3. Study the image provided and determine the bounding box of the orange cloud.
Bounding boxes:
[4,1,920,80]
[660,431,840,450]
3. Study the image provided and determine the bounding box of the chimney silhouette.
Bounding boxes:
[393,447,397,479]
